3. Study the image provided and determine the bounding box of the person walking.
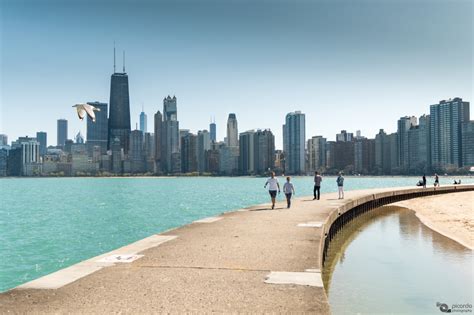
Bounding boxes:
[264,172,280,209]
[434,173,440,187]
[422,174,427,188]
[313,171,322,200]
[337,172,344,199]
[283,177,295,208]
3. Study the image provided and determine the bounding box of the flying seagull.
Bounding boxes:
[72,104,100,122]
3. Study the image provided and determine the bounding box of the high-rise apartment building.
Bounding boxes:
[375,129,393,174]
[407,114,430,172]
[36,132,47,156]
[254,129,275,175]
[226,113,238,147]
[86,101,108,155]
[354,138,375,174]
[181,132,197,173]
[239,130,255,175]
[307,136,326,172]
[57,119,68,147]
[197,130,210,173]
[336,130,353,142]
[461,121,474,167]
[397,116,417,170]
[283,111,305,174]
[430,97,470,168]
[129,129,145,173]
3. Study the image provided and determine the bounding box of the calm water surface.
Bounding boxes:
[1,176,472,292]
[323,206,473,314]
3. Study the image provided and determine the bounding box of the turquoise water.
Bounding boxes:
[0,176,472,292]
[323,206,473,314]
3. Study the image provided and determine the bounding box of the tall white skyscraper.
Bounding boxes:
[283,111,306,174]
[226,113,238,147]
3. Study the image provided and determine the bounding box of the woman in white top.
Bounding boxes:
[264,172,280,209]
[283,176,295,208]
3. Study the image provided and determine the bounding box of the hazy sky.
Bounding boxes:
[1,0,472,148]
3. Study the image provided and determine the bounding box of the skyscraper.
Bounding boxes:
[162,96,180,173]
[461,121,474,167]
[430,98,470,169]
[407,114,430,172]
[397,116,417,170]
[197,130,210,173]
[210,119,217,143]
[0,134,8,146]
[57,119,68,147]
[129,129,145,173]
[239,130,255,175]
[108,50,131,154]
[154,111,163,173]
[283,111,305,174]
[36,131,47,156]
[336,130,353,142]
[375,129,392,175]
[307,136,326,172]
[86,101,108,155]
[226,113,238,147]
[139,109,147,133]
[254,129,275,175]
[181,132,198,173]
[354,138,375,174]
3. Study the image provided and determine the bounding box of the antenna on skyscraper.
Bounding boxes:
[123,50,126,73]
[113,41,116,73]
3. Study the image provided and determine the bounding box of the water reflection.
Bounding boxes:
[323,206,473,314]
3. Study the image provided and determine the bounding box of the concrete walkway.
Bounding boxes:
[1,185,472,314]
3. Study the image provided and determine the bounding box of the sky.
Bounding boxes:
[0,0,472,148]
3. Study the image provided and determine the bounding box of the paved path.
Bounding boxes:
[1,185,472,314]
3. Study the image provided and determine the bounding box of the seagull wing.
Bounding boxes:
[83,104,97,122]
[76,105,86,120]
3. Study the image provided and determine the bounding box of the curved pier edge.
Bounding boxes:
[319,184,474,268]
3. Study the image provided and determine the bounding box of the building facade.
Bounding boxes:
[397,116,417,170]
[162,96,180,173]
[226,113,239,147]
[36,131,47,157]
[430,97,470,169]
[461,121,474,167]
[283,111,306,174]
[57,119,68,147]
[86,101,108,155]
[108,71,131,154]
[307,136,326,173]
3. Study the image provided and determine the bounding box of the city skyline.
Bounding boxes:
[1,0,472,147]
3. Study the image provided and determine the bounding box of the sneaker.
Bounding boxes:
[313,197,316,200]
[272,205,275,210]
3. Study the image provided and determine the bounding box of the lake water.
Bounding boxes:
[1,176,472,293]
[323,206,473,314]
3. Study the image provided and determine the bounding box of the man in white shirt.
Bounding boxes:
[264,172,280,209]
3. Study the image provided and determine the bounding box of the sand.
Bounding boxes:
[393,191,474,249]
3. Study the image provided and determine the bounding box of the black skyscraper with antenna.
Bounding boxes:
[108,44,131,154]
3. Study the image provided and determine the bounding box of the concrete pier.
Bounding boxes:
[1,184,472,314]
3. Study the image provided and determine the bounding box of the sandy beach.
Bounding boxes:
[394,191,474,249]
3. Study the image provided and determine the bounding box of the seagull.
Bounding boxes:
[72,104,101,122]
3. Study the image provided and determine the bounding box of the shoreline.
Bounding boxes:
[393,191,473,250]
